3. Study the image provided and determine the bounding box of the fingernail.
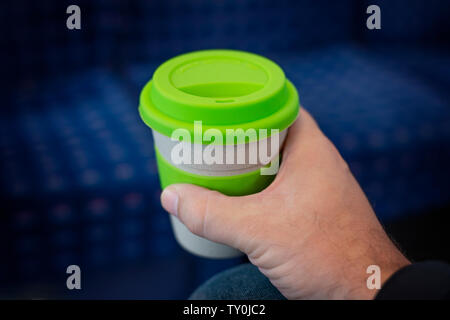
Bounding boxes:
[161,187,179,216]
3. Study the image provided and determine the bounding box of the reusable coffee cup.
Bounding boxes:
[139,50,299,259]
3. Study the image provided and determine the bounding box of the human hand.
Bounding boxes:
[160,108,410,300]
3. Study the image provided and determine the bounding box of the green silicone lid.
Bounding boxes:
[139,49,299,144]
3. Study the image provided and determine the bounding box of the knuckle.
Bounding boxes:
[201,191,221,232]
[186,190,220,237]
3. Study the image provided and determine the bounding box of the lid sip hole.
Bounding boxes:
[215,99,234,103]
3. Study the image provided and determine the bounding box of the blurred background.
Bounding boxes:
[0,0,449,299]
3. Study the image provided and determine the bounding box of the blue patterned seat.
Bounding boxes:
[1,0,449,298]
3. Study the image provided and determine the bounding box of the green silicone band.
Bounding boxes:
[155,147,275,196]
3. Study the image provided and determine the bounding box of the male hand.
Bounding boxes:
[161,108,410,299]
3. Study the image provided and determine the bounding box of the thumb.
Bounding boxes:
[160,184,253,248]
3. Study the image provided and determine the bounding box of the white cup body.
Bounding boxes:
[153,129,287,259]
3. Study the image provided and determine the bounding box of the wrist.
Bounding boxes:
[345,255,411,300]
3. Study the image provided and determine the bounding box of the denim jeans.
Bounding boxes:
[189,263,286,300]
